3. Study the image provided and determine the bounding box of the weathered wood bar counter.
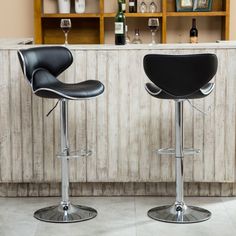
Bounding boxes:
[0,42,236,196]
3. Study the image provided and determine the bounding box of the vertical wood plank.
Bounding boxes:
[214,49,226,182]
[184,100,194,182]
[20,55,34,182]
[203,74,215,182]
[0,50,12,182]
[9,52,23,182]
[224,49,236,182]
[17,183,28,197]
[32,95,44,182]
[74,50,87,182]
[86,51,98,182]
[193,98,204,181]
[160,100,173,181]
[117,50,130,181]
[54,75,62,182]
[139,50,151,181]
[96,51,108,181]
[128,50,140,181]
[28,183,39,197]
[42,96,55,182]
[107,51,119,181]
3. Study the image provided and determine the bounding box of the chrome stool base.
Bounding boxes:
[34,203,97,223]
[148,203,211,224]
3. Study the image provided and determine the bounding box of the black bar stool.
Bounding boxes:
[143,54,218,223]
[18,46,105,223]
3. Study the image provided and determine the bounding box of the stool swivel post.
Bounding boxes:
[33,100,98,223]
[148,101,211,223]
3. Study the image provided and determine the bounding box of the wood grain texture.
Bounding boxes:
[0,48,236,185]
[0,182,235,197]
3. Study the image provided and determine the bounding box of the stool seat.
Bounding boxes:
[143,53,218,99]
[145,82,215,100]
[32,69,104,99]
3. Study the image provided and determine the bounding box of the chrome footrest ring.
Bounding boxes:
[57,149,92,159]
[155,148,200,156]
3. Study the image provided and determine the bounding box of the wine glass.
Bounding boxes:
[149,1,157,13]
[60,19,71,45]
[148,18,159,45]
[140,1,147,13]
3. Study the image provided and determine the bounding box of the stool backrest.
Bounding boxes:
[17,46,73,83]
[143,54,218,98]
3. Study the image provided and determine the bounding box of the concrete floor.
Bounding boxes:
[0,197,236,236]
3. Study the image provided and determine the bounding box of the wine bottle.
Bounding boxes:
[75,0,85,13]
[129,0,137,13]
[115,0,126,45]
[190,18,198,43]
[122,0,126,13]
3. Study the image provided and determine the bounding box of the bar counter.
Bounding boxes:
[1,41,236,196]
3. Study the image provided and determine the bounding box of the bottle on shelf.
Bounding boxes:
[122,0,126,13]
[58,0,71,13]
[132,28,142,44]
[115,0,126,45]
[75,0,85,13]
[190,18,198,43]
[129,0,137,13]
[125,25,131,44]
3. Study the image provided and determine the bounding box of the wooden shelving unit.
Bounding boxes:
[34,0,230,44]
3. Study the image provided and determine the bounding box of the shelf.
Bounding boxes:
[35,0,230,44]
[167,11,227,17]
[42,13,101,18]
[103,13,163,18]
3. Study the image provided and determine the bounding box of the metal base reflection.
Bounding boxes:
[34,203,97,223]
[148,203,211,224]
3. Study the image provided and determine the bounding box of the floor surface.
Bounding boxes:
[0,197,235,236]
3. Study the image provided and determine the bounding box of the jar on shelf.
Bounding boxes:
[58,0,71,13]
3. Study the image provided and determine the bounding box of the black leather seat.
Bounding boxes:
[18,46,104,99]
[143,53,218,224]
[144,54,218,99]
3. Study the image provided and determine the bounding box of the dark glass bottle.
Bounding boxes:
[122,0,126,13]
[129,0,137,13]
[115,0,126,45]
[190,18,198,43]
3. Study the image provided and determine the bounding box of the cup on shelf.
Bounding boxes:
[58,0,71,14]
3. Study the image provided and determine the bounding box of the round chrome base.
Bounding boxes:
[34,203,97,223]
[148,203,211,224]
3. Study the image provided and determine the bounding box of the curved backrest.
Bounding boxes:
[143,54,218,98]
[17,46,73,83]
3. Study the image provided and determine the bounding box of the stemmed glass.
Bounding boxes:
[148,18,159,45]
[149,1,157,13]
[60,19,71,45]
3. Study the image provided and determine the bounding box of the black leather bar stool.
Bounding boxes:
[18,46,105,223]
[144,54,218,223]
